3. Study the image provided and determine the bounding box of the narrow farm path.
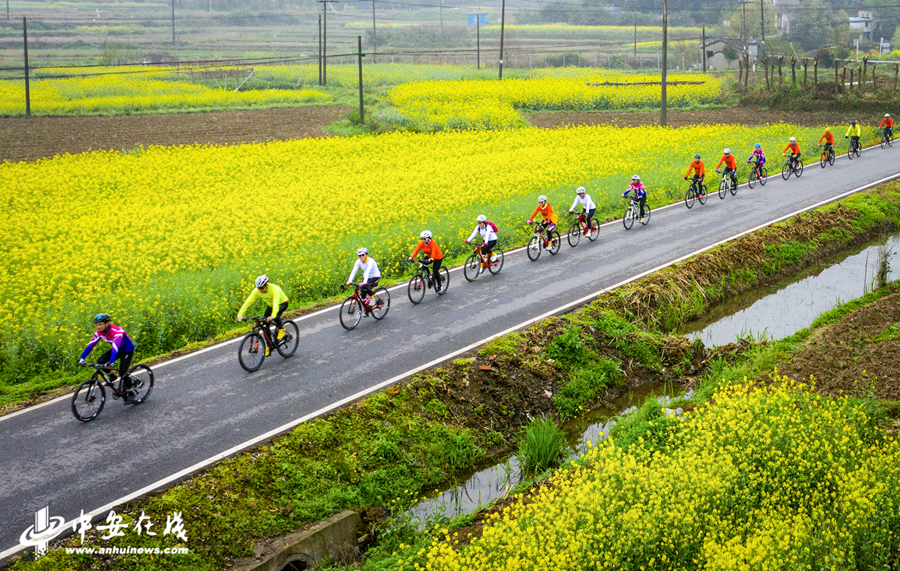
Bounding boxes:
[1,140,899,560]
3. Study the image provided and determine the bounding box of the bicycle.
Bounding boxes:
[847,137,862,159]
[622,196,650,230]
[747,160,768,189]
[683,177,708,209]
[566,211,600,247]
[881,127,894,149]
[339,283,390,331]
[238,316,300,372]
[71,362,154,422]
[463,243,504,282]
[407,258,449,304]
[781,155,804,179]
[818,144,835,168]
[715,169,738,199]
[526,222,561,261]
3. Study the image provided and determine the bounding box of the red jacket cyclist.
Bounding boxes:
[78,313,138,403]
[622,175,647,221]
[527,195,558,248]
[879,114,893,139]
[409,231,445,293]
[346,248,382,306]
[715,148,738,188]
[684,154,706,197]
[783,137,802,167]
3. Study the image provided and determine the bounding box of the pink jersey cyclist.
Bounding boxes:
[78,313,138,401]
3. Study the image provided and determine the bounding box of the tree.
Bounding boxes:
[727,0,777,42]
[790,0,846,51]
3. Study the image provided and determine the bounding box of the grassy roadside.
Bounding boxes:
[8,183,900,571]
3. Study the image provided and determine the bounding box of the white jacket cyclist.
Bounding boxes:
[348,257,381,283]
[467,224,497,243]
[570,193,596,212]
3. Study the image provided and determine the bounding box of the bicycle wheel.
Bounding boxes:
[820,151,828,168]
[407,273,426,304]
[882,134,888,149]
[759,169,767,186]
[856,146,861,157]
[748,172,757,189]
[567,222,581,247]
[730,178,738,196]
[127,364,154,404]
[640,206,651,225]
[526,235,541,261]
[72,379,106,422]
[488,249,504,275]
[889,135,894,148]
[371,287,391,320]
[794,160,803,177]
[276,320,300,357]
[781,163,791,179]
[587,219,600,241]
[718,178,727,199]
[684,187,695,208]
[548,231,561,255]
[463,254,480,282]
[435,266,449,295]
[238,331,266,371]
[848,145,854,160]
[622,207,634,230]
[698,184,708,204]
[339,297,362,330]
[829,151,835,165]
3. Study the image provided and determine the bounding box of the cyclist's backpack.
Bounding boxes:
[486,221,499,233]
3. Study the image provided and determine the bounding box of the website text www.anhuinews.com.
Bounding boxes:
[64,546,190,555]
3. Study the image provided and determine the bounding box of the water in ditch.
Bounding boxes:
[678,232,899,348]
[409,382,686,526]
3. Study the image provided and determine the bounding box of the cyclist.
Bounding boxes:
[237,275,289,354]
[683,154,706,199]
[845,120,861,152]
[465,214,498,276]
[817,129,835,159]
[747,143,766,173]
[782,137,802,170]
[568,186,596,235]
[527,195,558,249]
[715,148,738,190]
[346,248,382,307]
[879,114,894,141]
[78,313,137,403]
[409,230,444,293]
[622,175,647,222]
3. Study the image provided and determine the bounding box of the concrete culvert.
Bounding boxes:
[278,554,313,571]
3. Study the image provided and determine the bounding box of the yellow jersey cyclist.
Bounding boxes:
[237,275,290,355]
[465,214,498,275]
[845,121,861,152]
[346,248,382,307]
[568,186,596,234]
[527,194,558,249]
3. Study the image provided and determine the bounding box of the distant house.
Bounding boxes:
[773,0,800,36]
[704,39,744,69]
[849,11,875,41]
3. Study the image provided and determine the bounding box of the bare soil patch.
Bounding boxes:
[0,106,349,163]
[526,108,888,129]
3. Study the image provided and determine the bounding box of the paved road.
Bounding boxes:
[2,144,899,559]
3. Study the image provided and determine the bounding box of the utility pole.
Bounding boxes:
[760,0,766,63]
[633,9,637,57]
[702,25,706,73]
[7,0,10,21]
[171,0,175,43]
[319,0,335,85]
[440,0,443,33]
[499,0,506,78]
[357,36,364,123]
[742,0,746,43]
[23,17,30,115]
[661,0,667,126]
[477,14,481,69]
[372,0,376,64]
[318,14,322,85]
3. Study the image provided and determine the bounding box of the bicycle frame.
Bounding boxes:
[532,222,553,246]
[83,364,127,397]
[416,259,437,287]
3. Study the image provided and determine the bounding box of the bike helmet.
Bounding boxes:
[420,230,432,239]
[694,153,701,159]
[476,215,487,223]
[632,174,640,181]
[886,114,891,118]
[94,313,111,324]
[755,143,761,148]
[576,186,586,194]
[255,275,269,288]
[723,148,731,155]
[789,137,796,142]
[356,247,368,256]
[852,120,857,125]
[823,129,830,134]
[538,194,547,203]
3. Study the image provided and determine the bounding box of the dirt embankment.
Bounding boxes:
[0,106,349,164]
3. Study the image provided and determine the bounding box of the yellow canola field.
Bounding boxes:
[389,74,721,131]
[0,123,822,385]
[0,68,329,116]
[414,380,900,570]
